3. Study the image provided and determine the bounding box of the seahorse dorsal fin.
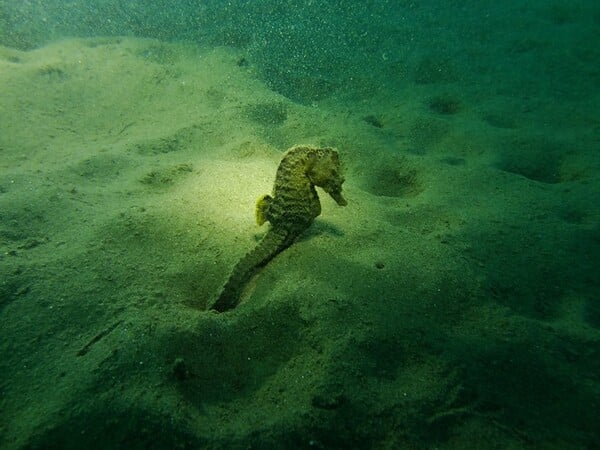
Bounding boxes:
[255,194,272,225]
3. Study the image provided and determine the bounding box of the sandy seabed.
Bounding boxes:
[0,35,598,449]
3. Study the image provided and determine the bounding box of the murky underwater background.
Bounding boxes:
[1,1,599,449]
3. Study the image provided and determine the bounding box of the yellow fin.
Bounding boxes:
[255,194,272,225]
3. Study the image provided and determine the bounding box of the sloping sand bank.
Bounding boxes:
[0,37,598,449]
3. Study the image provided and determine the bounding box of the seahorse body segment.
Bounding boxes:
[210,145,347,312]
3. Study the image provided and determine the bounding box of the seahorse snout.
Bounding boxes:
[330,188,347,206]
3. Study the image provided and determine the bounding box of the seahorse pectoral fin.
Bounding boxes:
[255,194,272,226]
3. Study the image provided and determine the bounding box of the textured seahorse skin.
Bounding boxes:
[210,145,347,312]
[211,227,295,312]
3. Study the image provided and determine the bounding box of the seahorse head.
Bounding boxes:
[307,148,347,206]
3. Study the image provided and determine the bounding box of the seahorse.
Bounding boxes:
[210,145,347,312]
